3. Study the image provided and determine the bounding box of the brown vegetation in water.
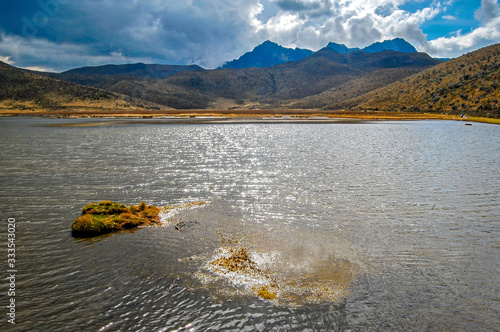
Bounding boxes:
[71,200,161,237]
[256,286,277,300]
[199,237,358,305]
[207,246,281,301]
[209,247,259,273]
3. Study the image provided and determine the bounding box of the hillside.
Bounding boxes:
[166,51,364,102]
[282,67,426,109]
[62,49,439,109]
[24,37,442,110]
[147,49,439,108]
[28,63,207,109]
[33,48,438,110]
[50,63,205,87]
[351,43,500,117]
[0,61,162,112]
[62,63,204,77]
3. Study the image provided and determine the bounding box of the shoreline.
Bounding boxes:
[1,109,499,125]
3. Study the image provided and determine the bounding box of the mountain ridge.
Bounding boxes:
[222,41,314,69]
[4,41,498,119]
[0,60,164,111]
[353,43,500,117]
[24,48,442,109]
[326,38,417,54]
[151,48,441,108]
[282,43,500,118]
[223,38,419,69]
[62,62,205,78]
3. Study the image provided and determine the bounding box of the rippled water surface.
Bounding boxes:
[1,117,499,331]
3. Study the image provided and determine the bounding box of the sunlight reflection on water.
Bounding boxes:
[0,117,499,331]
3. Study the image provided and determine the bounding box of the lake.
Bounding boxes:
[0,117,499,331]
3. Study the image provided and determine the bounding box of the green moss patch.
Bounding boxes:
[71,200,161,237]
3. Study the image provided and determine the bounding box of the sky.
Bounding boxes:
[0,0,499,72]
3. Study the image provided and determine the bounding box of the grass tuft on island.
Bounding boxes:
[71,200,161,237]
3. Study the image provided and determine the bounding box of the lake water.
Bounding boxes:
[0,117,499,331]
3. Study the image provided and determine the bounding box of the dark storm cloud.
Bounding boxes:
[274,0,335,18]
[275,0,321,11]
[0,0,264,71]
[0,0,499,71]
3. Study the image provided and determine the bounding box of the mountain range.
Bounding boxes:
[223,38,418,69]
[1,38,499,118]
[222,41,314,69]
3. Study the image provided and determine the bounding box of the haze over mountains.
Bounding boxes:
[1,38,499,118]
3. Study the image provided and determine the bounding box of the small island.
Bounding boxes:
[71,200,161,237]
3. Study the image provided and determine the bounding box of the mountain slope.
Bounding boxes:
[225,38,418,69]
[309,48,438,70]
[30,63,207,109]
[40,63,205,94]
[363,38,417,53]
[0,61,163,111]
[62,63,204,78]
[326,38,418,54]
[166,54,364,104]
[352,43,500,117]
[222,41,314,69]
[282,67,426,109]
[0,60,117,108]
[326,42,358,53]
[158,49,441,108]
[279,49,440,109]
[18,41,441,110]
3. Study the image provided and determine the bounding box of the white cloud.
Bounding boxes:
[21,66,51,72]
[428,19,500,57]
[475,0,500,23]
[0,55,14,65]
[427,0,500,58]
[261,0,500,59]
[261,0,441,50]
[0,33,155,72]
[1,0,499,70]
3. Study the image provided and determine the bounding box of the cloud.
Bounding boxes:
[347,15,383,46]
[0,33,151,72]
[263,0,440,50]
[275,0,321,12]
[428,21,500,57]
[22,66,51,72]
[0,0,499,70]
[0,55,14,65]
[264,0,500,59]
[475,0,500,23]
[427,0,500,58]
[273,0,335,18]
[0,0,266,70]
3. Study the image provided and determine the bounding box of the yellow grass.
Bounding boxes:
[461,117,500,125]
[1,107,498,125]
